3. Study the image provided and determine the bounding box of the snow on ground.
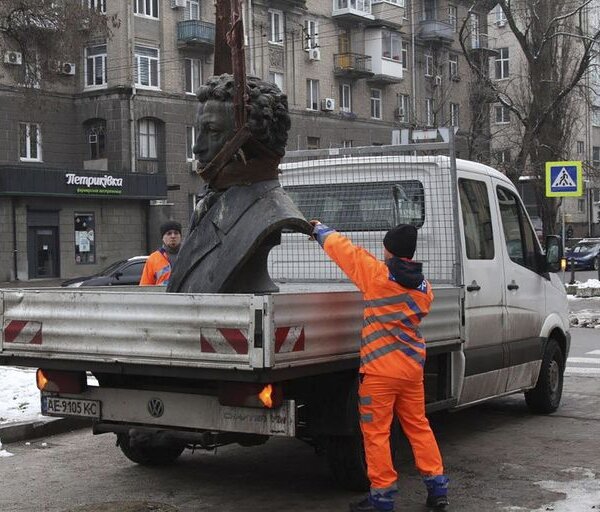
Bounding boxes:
[0,367,43,426]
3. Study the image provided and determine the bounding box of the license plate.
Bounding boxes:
[41,395,101,419]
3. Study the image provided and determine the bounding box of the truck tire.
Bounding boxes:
[525,339,564,414]
[117,432,186,466]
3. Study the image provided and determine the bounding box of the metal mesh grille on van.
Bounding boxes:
[268,144,460,285]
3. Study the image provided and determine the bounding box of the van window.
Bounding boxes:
[497,186,538,271]
[459,178,494,259]
[285,181,424,231]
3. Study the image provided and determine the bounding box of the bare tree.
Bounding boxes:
[0,0,117,88]
[460,0,600,236]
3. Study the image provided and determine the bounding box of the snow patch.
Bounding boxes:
[0,367,43,425]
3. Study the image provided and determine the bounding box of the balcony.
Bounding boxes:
[177,20,216,50]
[418,19,454,44]
[368,0,404,29]
[467,33,498,55]
[332,0,374,23]
[334,53,374,79]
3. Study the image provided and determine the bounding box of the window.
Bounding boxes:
[448,54,458,79]
[401,41,409,70]
[370,89,382,119]
[340,83,352,112]
[593,146,600,167]
[306,79,319,110]
[382,31,401,61]
[593,107,600,127]
[23,54,41,88]
[85,44,107,88]
[135,45,159,89]
[373,0,404,4]
[494,149,511,165]
[269,71,284,91]
[85,0,106,12]
[497,186,538,271]
[425,98,435,126]
[425,53,434,76]
[450,103,459,127]
[577,140,585,154]
[134,0,158,18]
[448,5,457,32]
[307,136,320,149]
[86,120,106,160]
[186,126,196,161]
[495,104,510,124]
[19,123,42,162]
[397,94,410,123]
[459,179,495,260]
[342,140,353,148]
[495,4,507,24]
[74,213,96,265]
[185,58,201,94]
[185,0,200,20]
[470,13,480,48]
[423,0,435,21]
[269,9,283,44]
[304,19,319,50]
[495,48,509,79]
[138,119,157,159]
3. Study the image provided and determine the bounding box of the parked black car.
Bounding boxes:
[61,256,148,287]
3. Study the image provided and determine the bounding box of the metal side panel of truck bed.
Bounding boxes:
[0,285,462,378]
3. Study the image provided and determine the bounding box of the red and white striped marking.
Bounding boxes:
[3,320,43,345]
[200,326,305,354]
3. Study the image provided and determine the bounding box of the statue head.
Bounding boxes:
[193,74,291,168]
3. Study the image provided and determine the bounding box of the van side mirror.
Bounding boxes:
[544,235,562,273]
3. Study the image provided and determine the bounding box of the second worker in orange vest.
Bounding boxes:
[310,221,449,512]
[140,221,182,286]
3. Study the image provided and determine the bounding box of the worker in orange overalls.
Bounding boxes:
[140,221,182,286]
[310,220,449,512]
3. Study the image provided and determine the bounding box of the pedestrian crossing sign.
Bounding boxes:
[545,161,583,197]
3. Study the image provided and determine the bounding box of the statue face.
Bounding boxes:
[193,99,235,166]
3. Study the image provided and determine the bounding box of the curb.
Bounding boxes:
[0,417,92,444]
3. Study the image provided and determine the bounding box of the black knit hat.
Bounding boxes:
[383,224,417,259]
[160,220,182,237]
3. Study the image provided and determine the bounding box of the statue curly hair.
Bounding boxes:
[197,73,291,156]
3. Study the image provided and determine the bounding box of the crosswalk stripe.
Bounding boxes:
[565,367,600,375]
[567,357,600,365]
[588,350,600,355]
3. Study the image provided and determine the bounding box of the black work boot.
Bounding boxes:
[424,475,449,509]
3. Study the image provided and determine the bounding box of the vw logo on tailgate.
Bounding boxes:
[147,397,164,418]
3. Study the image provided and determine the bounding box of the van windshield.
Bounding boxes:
[285,181,425,231]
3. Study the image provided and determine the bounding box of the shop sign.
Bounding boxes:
[65,173,124,196]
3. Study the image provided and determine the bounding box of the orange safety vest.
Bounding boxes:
[321,231,433,381]
[139,248,172,286]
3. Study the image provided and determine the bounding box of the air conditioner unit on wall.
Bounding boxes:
[4,51,22,65]
[321,97,335,111]
[172,0,186,8]
[88,133,98,144]
[308,48,321,61]
[61,62,76,75]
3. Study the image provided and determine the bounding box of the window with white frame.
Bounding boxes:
[19,123,42,161]
[269,9,283,45]
[425,53,434,76]
[448,5,457,32]
[495,4,507,24]
[135,45,159,89]
[382,30,401,61]
[577,140,585,154]
[425,98,435,126]
[306,79,319,110]
[495,48,509,79]
[138,119,158,159]
[85,44,107,88]
[370,89,382,119]
[494,149,511,165]
[304,19,318,50]
[593,107,600,127]
[85,0,106,12]
[185,58,201,94]
[450,102,459,127]
[134,0,158,18]
[397,94,410,123]
[186,126,196,161]
[470,13,480,48]
[448,54,458,79]
[268,71,284,91]
[185,0,200,20]
[423,0,435,20]
[495,104,510,124]
[401,41,409,70]
[340,83,352,112]
[85,120,106,160]
[342,139,353,147]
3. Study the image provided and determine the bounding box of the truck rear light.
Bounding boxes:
[36,369,86,394]
[219,382,283,409]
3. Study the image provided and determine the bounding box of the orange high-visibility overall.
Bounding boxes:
[139,248,172,286]
[319,229,444,493]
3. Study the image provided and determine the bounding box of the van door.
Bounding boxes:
[494,183,545,391]
[457,174,507,405]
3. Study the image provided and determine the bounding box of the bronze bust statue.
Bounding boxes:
[167,74,311,293]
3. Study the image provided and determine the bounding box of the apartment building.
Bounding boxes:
[0,0,490,281]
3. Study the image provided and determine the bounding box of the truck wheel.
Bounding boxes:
[525,339,564,414]
[117,432,186,466]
